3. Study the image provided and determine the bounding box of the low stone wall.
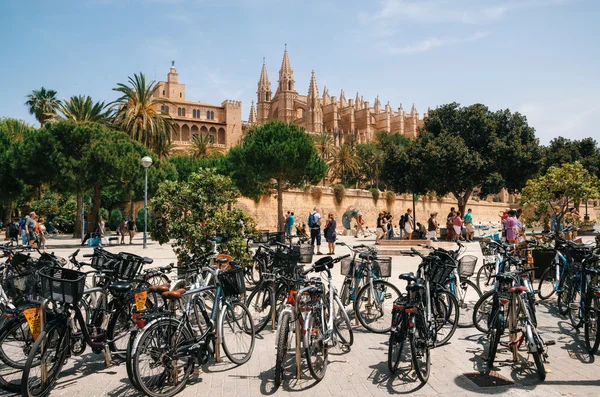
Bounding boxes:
[236,188,525,231]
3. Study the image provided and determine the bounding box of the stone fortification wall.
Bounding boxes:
[236,188,518,231]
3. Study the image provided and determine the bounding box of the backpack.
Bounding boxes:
[9,223,19,238]
[308,212,316,228]
[399,214,407,228]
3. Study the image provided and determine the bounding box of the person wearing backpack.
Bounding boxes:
[308,207,323,255]
[399,212,407,239]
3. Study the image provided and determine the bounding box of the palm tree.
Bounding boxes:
[313,132,335,186]
[191,133,214,159]
[25,87,60,127]
[0,118,31,140]
[329,144,360,185]
[111,73,174,154]
[59,95,112,124]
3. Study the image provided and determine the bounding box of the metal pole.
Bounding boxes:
[143,167,148,249]
[412,194,417,237]
[81,202,85,242]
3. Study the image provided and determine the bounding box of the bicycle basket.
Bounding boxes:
[10,253,37,276]
[428,261,454,285]
[293,244,314,264]
[40,267,86,304]
[115,252,145,280]
[91,248,119,270]
[341,257,354,276]
[218,266,246,297]
[373,256,392,278]
[458,255,478,278]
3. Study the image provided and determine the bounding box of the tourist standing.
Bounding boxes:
[37,218,47,250]
[464,208,475,242]
[399,211,407,239]
[404,208,414,240]
[127,218,136,244]
[26,212,38,247]
[375,212,384,245]
[505,210,519,243]
[284,212,290,234]
[386,212,394,239]
[381,212,389,240]
[285,212,295,236]
[446,207,455,241]
[427,212,439,242]
[500,208,510,241]
[324,212,337,254]
[356,212,364,238]
[118,218,127,244]
[309,207,323,255]
[453,211,464,242]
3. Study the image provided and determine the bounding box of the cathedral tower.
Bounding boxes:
[256,59,272,124]
[276,46,297,123]
[306,71,323,132]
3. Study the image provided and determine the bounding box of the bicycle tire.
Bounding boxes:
[410,321,430,383]
[245,283,274,334]
[125,330,140,391]
[387,314,406,373]
[304,311,328,381]
[21,321,70,397]
[537,267,556,300]
[333,298,353,347]
[354,280,401,333]
[473,290,496,334]
[445,279,482,328]
[107,306,132,359]
[274,311,291,388]
[584,297,600,354]
[558,276,573,316]
[485,312,503,374]
[0,315,32,393]
[476,262,495,292]
[432,289,460,346]
[528,324,546,381]
[132,318,194,397]
[568,283,582,328]
[220,301,255,365]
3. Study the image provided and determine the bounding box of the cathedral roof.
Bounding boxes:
[279,47,293,78]
[248,100,257,123]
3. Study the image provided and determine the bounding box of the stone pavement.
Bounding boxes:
[6,234,600,397]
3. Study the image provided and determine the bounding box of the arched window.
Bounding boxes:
[209,127,217,143]
[218,128,226,145]
[162,89,165,96]
[191,125,199,141]
[179,92,182,98]
[288,81,292,91]
[177,108,181,116]
[172,124,180,141]
[181,124,190,141]
[182,108,186,117]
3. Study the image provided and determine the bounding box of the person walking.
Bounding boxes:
[324,212,337,255]
[356,212,365,238]
[127,218,136,244]
[453,211,464,242]
[464,208,475,242]
[18,216,29,246]
[505,210,519,243]
[375,212,385,245]
[427,212,439,242]
[284,211,290,234]
[285,212,295,236]
[37,218,47,250]
[404,208,414,240]
[118,218,127,244]
[446,207,456,241]
[381,212,389,240]
[385,212,394,240]
[308,207,323,255]
[399,211,407,239]
[25,212,38,247]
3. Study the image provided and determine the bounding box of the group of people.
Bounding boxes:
[11,212,48,249]
[444,208,476,242]
[306,207,338,255]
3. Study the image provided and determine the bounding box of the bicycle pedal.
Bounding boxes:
[544,340,556,346]
[569,303,579,310]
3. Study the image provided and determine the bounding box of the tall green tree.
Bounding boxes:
[59,95,112,124]
[329,144,359,186]
[25,87,60,127]
[543,137,600,178]
[382,103,542,215]
[112,73,174,154]
[227,121,327,231]
[191,133,214,159]
[0,120,26,226]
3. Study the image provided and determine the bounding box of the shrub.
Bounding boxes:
[311,186,323,201]
[332,184,345,204]
[109,209,122,230]
[385,190,396,206]
[369,188,380,202]
[136,207,151,232]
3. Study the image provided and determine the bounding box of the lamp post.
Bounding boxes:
[141,156,153,249]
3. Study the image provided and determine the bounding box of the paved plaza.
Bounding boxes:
[5,234,600,397]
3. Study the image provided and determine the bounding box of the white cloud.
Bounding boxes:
[518,99,600,144]
[379,31,488,54]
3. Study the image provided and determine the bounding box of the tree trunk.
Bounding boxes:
[277,181,284,232]
[3,203,13,240]
[453,188,473,217]
[73,194,84,238]
[129,200,135,220]
[91,184,102,229]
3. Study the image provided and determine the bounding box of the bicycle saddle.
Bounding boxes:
[398,272,417,282]
[143,257,153,264]
[149,283,171,293]
[507,285,528,293]
[406,282,425,292]
[109,281,132,295]
[162,288,186,300]
[314,256,334,270]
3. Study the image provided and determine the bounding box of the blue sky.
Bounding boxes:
[1,0,598,144]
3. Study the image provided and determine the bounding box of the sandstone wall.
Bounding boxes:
[236,188,523,231]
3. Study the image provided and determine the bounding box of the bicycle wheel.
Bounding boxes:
[133,318,194,397]
[107,306,133,359]
[388,314,406,373]
[332,298,353,347]
[125,330,140,391]
[220,301,255,365]
[558,276,573,316]
[568,283,582,328]
[304,311,328,381]
[473,290,495,334]
[584,295,600,354]
[245,283,274,334]
[21,321,70,397]
[274,311,291,388]
[527,324,546,381]
[445,279,482,328]
[0,316,33,393]
[432,290,459,346]
[145,273,171,287]
[537,267,556,300]
[355,280,401,333]
[476,262,495,292]
[410,319,430,383]
[485,312,503,374]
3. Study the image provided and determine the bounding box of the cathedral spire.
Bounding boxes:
[249,100,257,123]
[258,59,270,88]
[307,70,319,108]
[374,95,381,113]
[339,89,347,107]
[278,46,295,91]
[355,92,361,109]
[322,86,330,106]
[411,103,417,115]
